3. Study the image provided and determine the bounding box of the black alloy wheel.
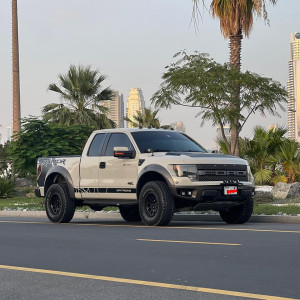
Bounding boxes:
[144,193,159,218]
[45,183,75,223]
[139,181,174,226]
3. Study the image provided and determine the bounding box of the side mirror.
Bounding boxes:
[113,147,136,159]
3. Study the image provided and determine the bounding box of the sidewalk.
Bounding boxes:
[1,210,300,224]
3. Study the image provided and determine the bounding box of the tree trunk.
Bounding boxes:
[12,0,21,137]
[229,30,243,156]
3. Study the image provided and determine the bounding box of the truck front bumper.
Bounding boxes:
[170,184,255,211]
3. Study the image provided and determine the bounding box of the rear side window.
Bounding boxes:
[88,134,106,156]
[105,133,134,156]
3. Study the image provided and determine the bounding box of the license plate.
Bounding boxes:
[224,186,238,195]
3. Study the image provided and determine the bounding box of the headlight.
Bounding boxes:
[173,165,197,181]
[247,165,254,184]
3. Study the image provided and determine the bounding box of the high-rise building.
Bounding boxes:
[126,88,145,128]
[287,32,300,141]
[169,121,186,133]
[102,92,124,128]
[7,127,12,141]
[215,125,231,152]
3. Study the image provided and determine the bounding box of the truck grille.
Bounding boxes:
[197,164,248,182]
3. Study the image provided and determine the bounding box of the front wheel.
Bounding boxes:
[139,181,174,226]
[219,198,253,224]
[45,183,75,223]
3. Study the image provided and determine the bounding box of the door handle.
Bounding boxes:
[99,162,106,169]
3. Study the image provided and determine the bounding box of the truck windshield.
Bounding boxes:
[131,131,206,153]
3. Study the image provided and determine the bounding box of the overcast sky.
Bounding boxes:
[0,0,298,148]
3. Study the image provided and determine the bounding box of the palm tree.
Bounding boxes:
[192,0,278,156]
[124,107,160,128]
[276,140,300,183]
[243,126,286,184]
[12,0,21,136]
[43,65,115,129]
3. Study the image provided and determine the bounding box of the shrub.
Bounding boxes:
[0,177,16,199]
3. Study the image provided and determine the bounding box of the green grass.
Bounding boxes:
[253,203,300,216]
[1,197,300,216]
[0,197,119,212]
[0,197,44,211]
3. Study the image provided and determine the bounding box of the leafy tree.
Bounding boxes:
[124,107,160,128]
[43,65,115,129]
[0,142,12,177]
[151,51,286,155]
[192,0,278,155]
[9,117,95,177]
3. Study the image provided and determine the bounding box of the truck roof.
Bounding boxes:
[92,128,174,134]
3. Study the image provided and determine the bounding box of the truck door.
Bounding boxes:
[99,133,138,200]
[79,133,108,199]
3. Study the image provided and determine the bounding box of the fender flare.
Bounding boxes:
[45,166,75,198]
[137,164,174,196]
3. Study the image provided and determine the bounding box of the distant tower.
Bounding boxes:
[287,32,300,141]
[102,92,124,128]
[7,127,13,141]
[216,125,231,152]
[268,124,278,132]
[170,121,186,133]
[126,88,145,128]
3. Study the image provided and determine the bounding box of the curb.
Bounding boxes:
[0,210,300,224]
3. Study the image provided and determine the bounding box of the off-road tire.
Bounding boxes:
[45,183,75,223]
[119,205,142,222]
[139,181,174,226]
[219,197,254,224]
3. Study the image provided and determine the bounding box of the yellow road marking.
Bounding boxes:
[0,264,297,300]
[137,238,241,246]
[0,220,300,234]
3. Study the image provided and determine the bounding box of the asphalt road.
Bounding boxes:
[0,217,299,300]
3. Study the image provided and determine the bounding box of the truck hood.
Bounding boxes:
[140,151,248,165]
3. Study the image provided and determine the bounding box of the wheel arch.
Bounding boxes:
[137,165,174,198]
[44,166,75,198]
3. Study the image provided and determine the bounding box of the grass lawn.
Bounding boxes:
[253,203,300,216]
[1,197,300,215]
[0,197,44,211]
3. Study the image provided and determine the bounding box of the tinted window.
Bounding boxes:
[131,131,206,153]
[105,133,134,156]
[88,134,106,156]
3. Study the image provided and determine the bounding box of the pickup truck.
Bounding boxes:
[36,128,255,226]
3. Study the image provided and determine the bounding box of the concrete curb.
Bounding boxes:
[0,210,300,224]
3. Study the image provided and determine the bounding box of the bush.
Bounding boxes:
[0,177,16,199]
[9,117,95,177]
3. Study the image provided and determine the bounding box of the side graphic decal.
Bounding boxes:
[74,188,136,194]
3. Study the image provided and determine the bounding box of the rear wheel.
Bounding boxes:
[45,183,75,223]
[139,181,174,226]
[119,206,141,222]
[219,197,253,224]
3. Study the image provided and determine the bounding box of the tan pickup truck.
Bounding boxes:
[35,128,255,226]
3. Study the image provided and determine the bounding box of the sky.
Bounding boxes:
[0,0,298,148]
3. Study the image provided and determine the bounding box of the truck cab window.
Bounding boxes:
[88,134,106,156]
[105,133,134,156]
